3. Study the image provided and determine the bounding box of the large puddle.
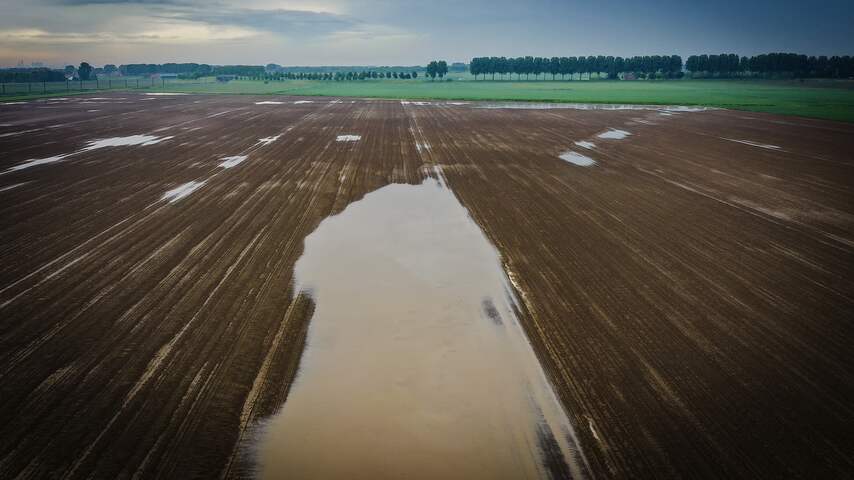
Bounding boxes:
[477,102,714,112]
[256,178,588,479]
[2,134,174,174]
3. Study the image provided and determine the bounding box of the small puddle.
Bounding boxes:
[83,135,172,149]
[255,101,284,105]
[161,181,205,203]
[218,156,248,169]
[574,141,595,150]
[478,103,714,111]
[597,129,631,140]
[0,182,28,193]
[559,151,596,167]
[256,178,588,479]
[256,135,281,147]
[336,134,361,142]
[722,138,782,150]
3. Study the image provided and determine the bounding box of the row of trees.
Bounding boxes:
[118,63,265,78]
[686,53,854,78]
[0,68,66,83]
[300,70,417,80]
[266,64,423,75]
[470,55,683,80]
[334,70,418,80]
[250,70,420,81]
[60,63,113,80]
[120,63,213,76]
[1,61,100,83]
[425,61,449,79]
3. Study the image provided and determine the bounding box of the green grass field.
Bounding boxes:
[5,78,854,122]
[136,77,854,122]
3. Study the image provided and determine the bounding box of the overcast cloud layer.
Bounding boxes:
[2,0,852,66]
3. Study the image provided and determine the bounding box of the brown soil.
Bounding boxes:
[1,94,852,479]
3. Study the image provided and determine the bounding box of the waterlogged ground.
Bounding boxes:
[257,178,588,479]
[0,93,852,479]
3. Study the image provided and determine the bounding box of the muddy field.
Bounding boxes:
[1,93,852,479]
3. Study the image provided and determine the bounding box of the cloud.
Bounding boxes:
[0,24,256,45]
[54,0,194,4]
[158,7,358,36]
[42,0,365,37]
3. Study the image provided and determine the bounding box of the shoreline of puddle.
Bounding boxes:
[251,175,590,479]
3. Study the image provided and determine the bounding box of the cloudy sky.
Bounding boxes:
[2,0,853,67]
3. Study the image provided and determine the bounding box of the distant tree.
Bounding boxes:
[614,57,625,79]
[78,62,94,81]
[531,57,542,79]
[605,56,615,79]
[412,71,418,79]
[103,64,118,76]
[426,61,438,80]
[63,65,76,79]
[437,61,448,79]
[548,56,560,80]
[468,57,478,79]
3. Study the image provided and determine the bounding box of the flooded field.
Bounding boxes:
[257,178,587,479]
[0,93,852,479]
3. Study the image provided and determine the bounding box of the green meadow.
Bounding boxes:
[138,77,854,122]
[5,78,854,122]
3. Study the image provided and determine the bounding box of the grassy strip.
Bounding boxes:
[3,79,853,122]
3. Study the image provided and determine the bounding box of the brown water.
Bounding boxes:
[256,177,589,479]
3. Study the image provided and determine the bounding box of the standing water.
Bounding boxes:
[256,177,589,479]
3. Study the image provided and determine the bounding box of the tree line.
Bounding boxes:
[119,63,264,78]
[0,67,66,83]
[120,63,212,77]
[686,53,854,78]
[266,64,423,74]
[425,61,449,79]
[470,55,684,80]
[470,53,854,80]
[260,70,420,81]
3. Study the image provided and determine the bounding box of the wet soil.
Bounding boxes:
[1,93,852,479]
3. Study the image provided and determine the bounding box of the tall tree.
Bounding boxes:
[437,61,448,79]
[549,57,560,80]
[78,62,93,81]
[426,61,438,80]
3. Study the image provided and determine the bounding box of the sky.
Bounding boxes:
[1,0,853,67]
